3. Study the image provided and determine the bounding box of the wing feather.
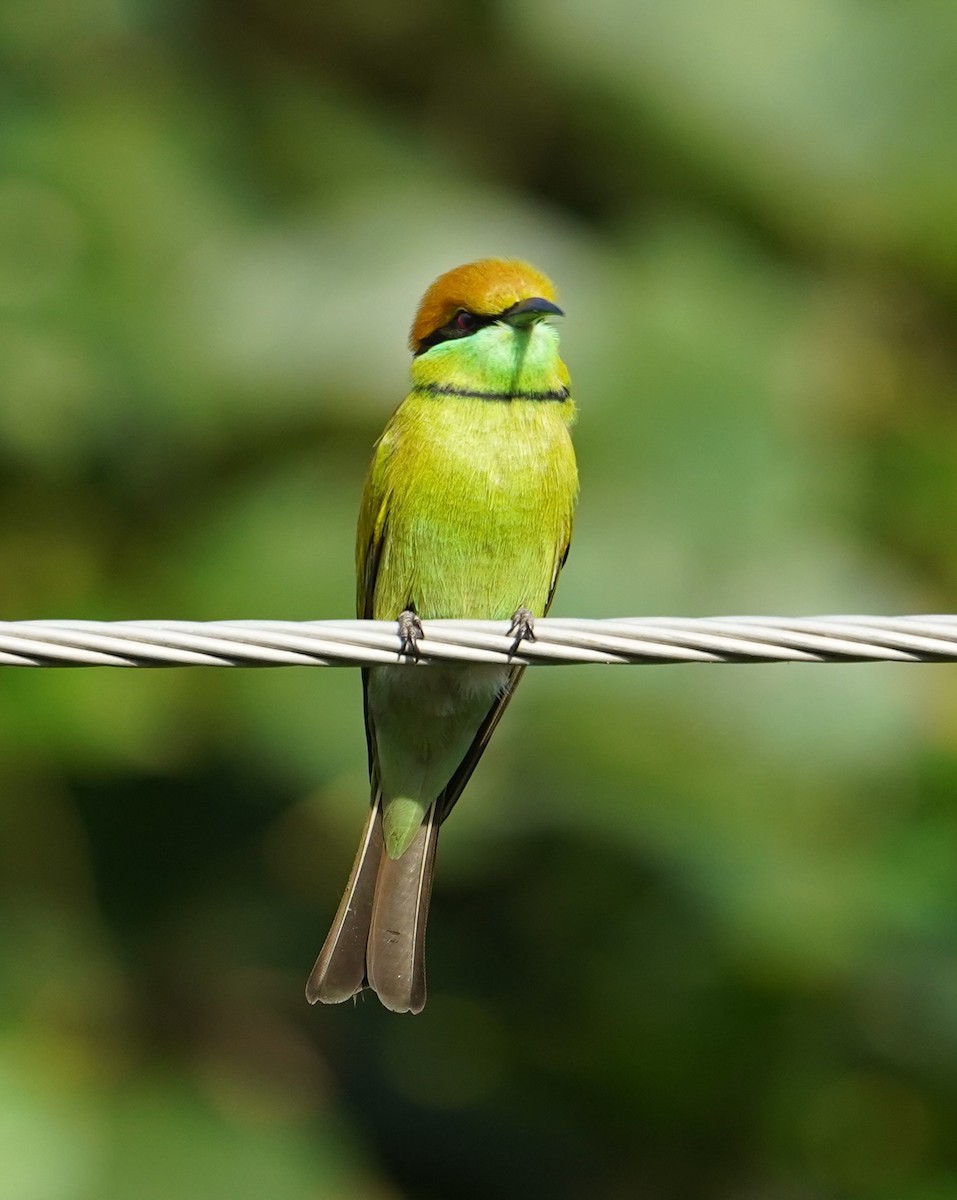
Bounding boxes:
[356,430,398,785]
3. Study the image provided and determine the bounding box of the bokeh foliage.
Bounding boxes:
[3,1,957,1196]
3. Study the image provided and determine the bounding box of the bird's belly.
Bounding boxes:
[370,662,510,719]
[395,471,562,621]
[366,661,511,803]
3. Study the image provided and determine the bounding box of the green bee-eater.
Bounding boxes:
[306,259,578,1013]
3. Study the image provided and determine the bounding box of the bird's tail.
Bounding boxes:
[305,798,439,1014]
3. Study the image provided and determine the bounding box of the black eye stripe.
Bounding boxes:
[415,309,498,356]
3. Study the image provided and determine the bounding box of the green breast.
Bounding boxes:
[374,391,577,622]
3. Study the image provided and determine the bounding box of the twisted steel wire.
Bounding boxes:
[1,616,957,668]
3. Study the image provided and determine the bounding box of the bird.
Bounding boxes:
[306,258,578,1013]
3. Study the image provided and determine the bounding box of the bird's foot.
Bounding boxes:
[397,608,424,658]
[508,606,536,654]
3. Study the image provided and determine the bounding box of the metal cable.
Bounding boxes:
[1,616,957,668]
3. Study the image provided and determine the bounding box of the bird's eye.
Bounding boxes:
[454,310,478,333]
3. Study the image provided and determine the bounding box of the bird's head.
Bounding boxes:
[410,259,563,356]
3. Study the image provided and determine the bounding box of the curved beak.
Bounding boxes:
[502,297,565,327]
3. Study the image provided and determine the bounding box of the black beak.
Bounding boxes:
[502,296,565,326]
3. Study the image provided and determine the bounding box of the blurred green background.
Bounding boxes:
[3,1,957,1196]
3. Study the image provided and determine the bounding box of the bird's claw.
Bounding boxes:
[397,609,424,658]
[508,607,536,654]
